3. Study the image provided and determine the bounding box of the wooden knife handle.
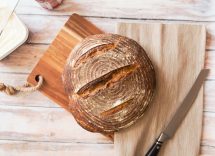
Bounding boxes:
[145,139,163,156]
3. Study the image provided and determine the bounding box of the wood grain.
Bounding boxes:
[202,112,215,146]
[16,0,215,21]
[0,105,110,143]
[205,52,215,79]
[0,73,56,108]
[114,23,206,156]
[0,102,215,153]
[200,145,215,156]
[1,103,215,147]
[0,44,47,73]
[0,140,113,156]
[204,81,215,112]
[0,139,213,156]
[19,15,215,50]
[27,14,103,110]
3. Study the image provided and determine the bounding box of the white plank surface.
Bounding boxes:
[0,44,46,74]
[202,112,215,146]
[0,140,113,156]
[16,0,215,21]
[0,105,110,143]
[18,15,215,50]
[0,0,215,155]
[204,81,215,112]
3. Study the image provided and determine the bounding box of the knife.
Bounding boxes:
[145,69,209,156]
[0,0,20,36]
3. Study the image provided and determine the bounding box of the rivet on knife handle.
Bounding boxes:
[145,133,169,156]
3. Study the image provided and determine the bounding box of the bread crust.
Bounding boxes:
[62,34,156,133]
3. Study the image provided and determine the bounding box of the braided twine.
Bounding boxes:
[0,76,43,95]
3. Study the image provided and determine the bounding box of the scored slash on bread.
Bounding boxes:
[100,98,134,118]
[73,43,116,68]
[62,34,156,133]
[76,63,139,98]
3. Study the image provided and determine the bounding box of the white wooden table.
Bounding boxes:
[0,0,215,155]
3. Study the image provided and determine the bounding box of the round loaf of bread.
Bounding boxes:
[62,34,156,133]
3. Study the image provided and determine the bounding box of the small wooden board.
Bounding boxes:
[114,23,206,156]
[27,14,103,110]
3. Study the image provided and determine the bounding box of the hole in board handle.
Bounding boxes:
[35,75,40,82]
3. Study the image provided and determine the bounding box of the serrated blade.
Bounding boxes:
[163,69,209,138]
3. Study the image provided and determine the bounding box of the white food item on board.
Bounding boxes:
[0,6,29,60]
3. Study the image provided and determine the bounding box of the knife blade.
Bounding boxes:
[0,0,20,36]
[145,69,209,156]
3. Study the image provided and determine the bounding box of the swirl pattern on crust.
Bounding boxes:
[62,34,156,133]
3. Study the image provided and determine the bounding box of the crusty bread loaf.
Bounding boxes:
[62,34,156,133]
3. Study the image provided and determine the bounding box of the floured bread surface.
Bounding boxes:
[63,34,156,133]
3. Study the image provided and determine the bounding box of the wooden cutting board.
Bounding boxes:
[27,14,103,110]
[114,23,206,156]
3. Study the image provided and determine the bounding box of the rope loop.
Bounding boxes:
[0,75,43,95]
